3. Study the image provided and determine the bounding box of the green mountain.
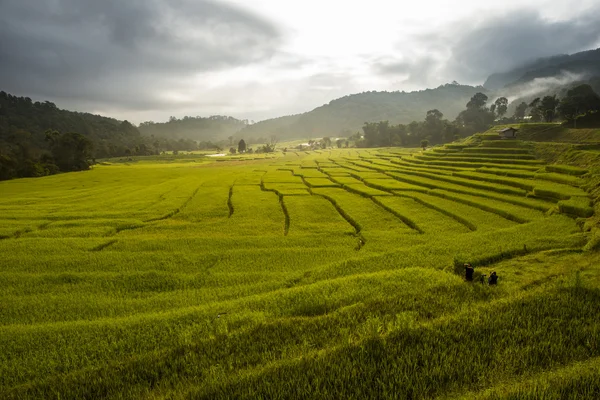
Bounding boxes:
[240,83,492,140]
[484,48,600,90]
[0,91,143,159]
[138,115,249,142]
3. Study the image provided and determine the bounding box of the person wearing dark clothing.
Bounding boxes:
[465,263,474,281]
[488,271,498,285]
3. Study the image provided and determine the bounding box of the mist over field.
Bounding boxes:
[2,0,600,399]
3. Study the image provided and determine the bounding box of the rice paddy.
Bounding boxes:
[1,144,599,399]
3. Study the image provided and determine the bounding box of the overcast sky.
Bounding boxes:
[1,0,599,124]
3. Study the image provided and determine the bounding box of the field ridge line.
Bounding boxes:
[311,191,366,250]
[227,185,234,218]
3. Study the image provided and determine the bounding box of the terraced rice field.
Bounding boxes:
[1,144,599,399]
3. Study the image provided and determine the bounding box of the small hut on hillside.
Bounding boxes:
[498,127,518,139]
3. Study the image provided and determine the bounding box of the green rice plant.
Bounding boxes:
[423,155,544,165]
[396,191,517,231]
[444,144,471,149]
[362,178,429,192]
[388,170,527,196]
[321,170,351,177]
[228,185,286,235]
[476,167,536,179]
[374,196,471,235]
[386,171,552,211]
[400,157,543,171]
[427,189,545,223]
[0,151,597,399]
[447,152,538,160]
[432,148,460,153]
[480,140,527,148]
[283,195,355,236]
[332,163,373,172]
[345,170,389,180]
[546,164,588,176]
[302,178,339,188]
[452,171,535,191]
[261,171,303,183]
[532,182,589,201]
[534,172,583,187]
[462,147,532,154]
[261,183,309,196]
[389,158,470,173]
[558,196,594,218]
[343,183,392,197]
[328,176,363,185]
[311,188,419,245]
[289,168,329,178]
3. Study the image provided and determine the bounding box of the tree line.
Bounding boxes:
[355,84,600,148]
[0,91,239,180]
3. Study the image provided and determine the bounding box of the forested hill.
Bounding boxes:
[138,116,249,142]
[0,91,142,159]
[240,83,492,139]
[484,48,600,90]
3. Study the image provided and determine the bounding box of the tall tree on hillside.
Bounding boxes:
[455,92,495,134]
[528,98,542,122]
[362,122,380,147]
[45,130,93,172]
[466,92,489,109]
[423,109,444,143]
[238,139,247,153]
[513,102,528,120]
[494,97,509,118]
[558,84,600,128]
[538,95,560,122]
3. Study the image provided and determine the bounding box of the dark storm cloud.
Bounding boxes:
[375,6,600,86]
[0,0,282,110]
[374,56,439,86]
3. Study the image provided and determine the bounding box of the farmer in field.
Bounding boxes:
[488,271,498,285]
[464,263,474,282]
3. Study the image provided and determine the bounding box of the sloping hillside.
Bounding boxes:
[478,123,600,144]
[240,84,492,140]
[484,48,600,90]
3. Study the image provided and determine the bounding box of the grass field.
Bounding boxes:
[1,144,600,399]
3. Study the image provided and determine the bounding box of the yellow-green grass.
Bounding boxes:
[342,183,392,197]
[362,178,429,192]
[374,196,472,235]
[385,171,553,211]
[400,156,544,171]
[558,196,594,218]
[534,172,583,187]
[327,176,363,185]
[546,164,589,176]
[310,187,420,248]
[426,189,545,223]
[445,152,538,160]
[476,167,536,179]
[302,177,340,188]
[414,154,544,164]
[462,147,532,154]
[0,149,598,399]
[453,171,536,191]
[395,191,518,231]
[390,158,473,173]
[388,170,527,196]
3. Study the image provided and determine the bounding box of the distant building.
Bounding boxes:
[498,127,518,139]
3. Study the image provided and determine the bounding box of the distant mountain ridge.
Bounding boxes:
[240,84,492,139]
[484,48,600,89]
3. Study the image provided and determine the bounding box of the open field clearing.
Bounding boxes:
[1,145,599,399]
